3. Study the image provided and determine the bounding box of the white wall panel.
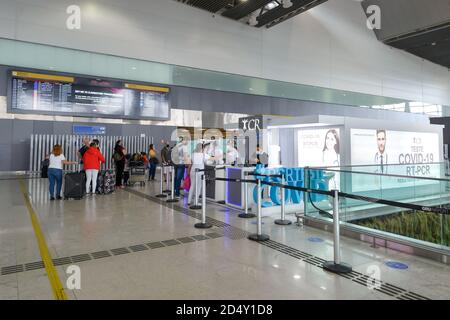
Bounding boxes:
[0,0,449,105]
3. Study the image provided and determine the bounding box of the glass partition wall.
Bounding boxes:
[304,164,450,250]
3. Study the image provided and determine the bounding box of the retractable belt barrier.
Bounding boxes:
[246,173,283,178]
[197,166,226,172]
[163,163,173,194]
[165,164,178,203]
[155,164,173,198]
[259,181,449,215]
[154,170,449,274]
[189,166,227,210]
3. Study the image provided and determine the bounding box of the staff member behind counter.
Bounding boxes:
[250,144,269,167]
[204,138,224,166]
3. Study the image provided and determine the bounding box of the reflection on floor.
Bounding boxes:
[0,176,449,300]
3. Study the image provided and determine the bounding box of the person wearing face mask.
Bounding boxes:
[205,138,223,166]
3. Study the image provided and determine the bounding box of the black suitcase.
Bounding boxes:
[41,159,49,178]
[64,172,86,200]
[97,170,116,194]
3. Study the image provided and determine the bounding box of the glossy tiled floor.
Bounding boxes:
[0,176,449,300]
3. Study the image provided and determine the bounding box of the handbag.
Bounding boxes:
[150,156,159,165]
[182,174,191,191]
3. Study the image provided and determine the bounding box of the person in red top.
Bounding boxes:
[83,142,106,195]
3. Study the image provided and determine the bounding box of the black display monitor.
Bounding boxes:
[7,69,170,120]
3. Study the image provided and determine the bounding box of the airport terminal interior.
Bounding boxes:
[0,0,449,301]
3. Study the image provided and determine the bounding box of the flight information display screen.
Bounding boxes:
[9,71,170,120]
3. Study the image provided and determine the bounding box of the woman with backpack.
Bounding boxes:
[148,144,158,181]
[113,140,127,189]
[83,142,106,195]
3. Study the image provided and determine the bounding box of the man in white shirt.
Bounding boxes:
[205,140,224,166]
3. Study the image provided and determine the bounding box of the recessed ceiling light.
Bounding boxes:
[266,1,279,10]
[273,264,279,268]
[293,275,301,279]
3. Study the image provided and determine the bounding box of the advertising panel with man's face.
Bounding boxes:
[350,129,440,192]
[377,130,386,154]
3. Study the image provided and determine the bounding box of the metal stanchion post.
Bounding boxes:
[239,173,255,218]
[248,179,269,241]
[323,190,352,274]
[190,169,202,210]
[195,174,212,229]
[275,173,292,225]
[155,165,167,198]
[166,165,178,203]
[163,165,171,194]
[303,167,309,216]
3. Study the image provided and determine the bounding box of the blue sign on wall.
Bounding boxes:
[73,125,106,135]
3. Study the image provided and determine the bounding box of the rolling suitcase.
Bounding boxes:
[41,159,49,178]
[97,170,116,194]
[64,172,86,200]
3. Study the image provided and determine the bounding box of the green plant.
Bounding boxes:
[354,210,450,246]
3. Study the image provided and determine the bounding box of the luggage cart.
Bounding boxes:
[129,163,147,186]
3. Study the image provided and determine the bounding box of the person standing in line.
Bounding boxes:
[161,141,170,164]
[78,137,91,169]
[187,143,208,205]
[92,139,100,149]
[113,140,127,188]
[172,137,189,197]
[48,144,77,200]
[83,142,106,195]
[160,141,171,182]
[148,144,158,181]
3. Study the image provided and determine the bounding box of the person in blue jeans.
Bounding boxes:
[174,165,186,197]
[48,144,77,200]
[172,138,189,197]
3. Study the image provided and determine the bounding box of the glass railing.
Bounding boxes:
[304,165,450,250]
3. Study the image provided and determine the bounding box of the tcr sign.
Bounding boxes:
[239,116,263,132]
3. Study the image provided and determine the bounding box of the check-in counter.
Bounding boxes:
[205,165,226,203]
[224,166,255,209]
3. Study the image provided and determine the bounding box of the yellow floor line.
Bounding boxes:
[19,180,68,300]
